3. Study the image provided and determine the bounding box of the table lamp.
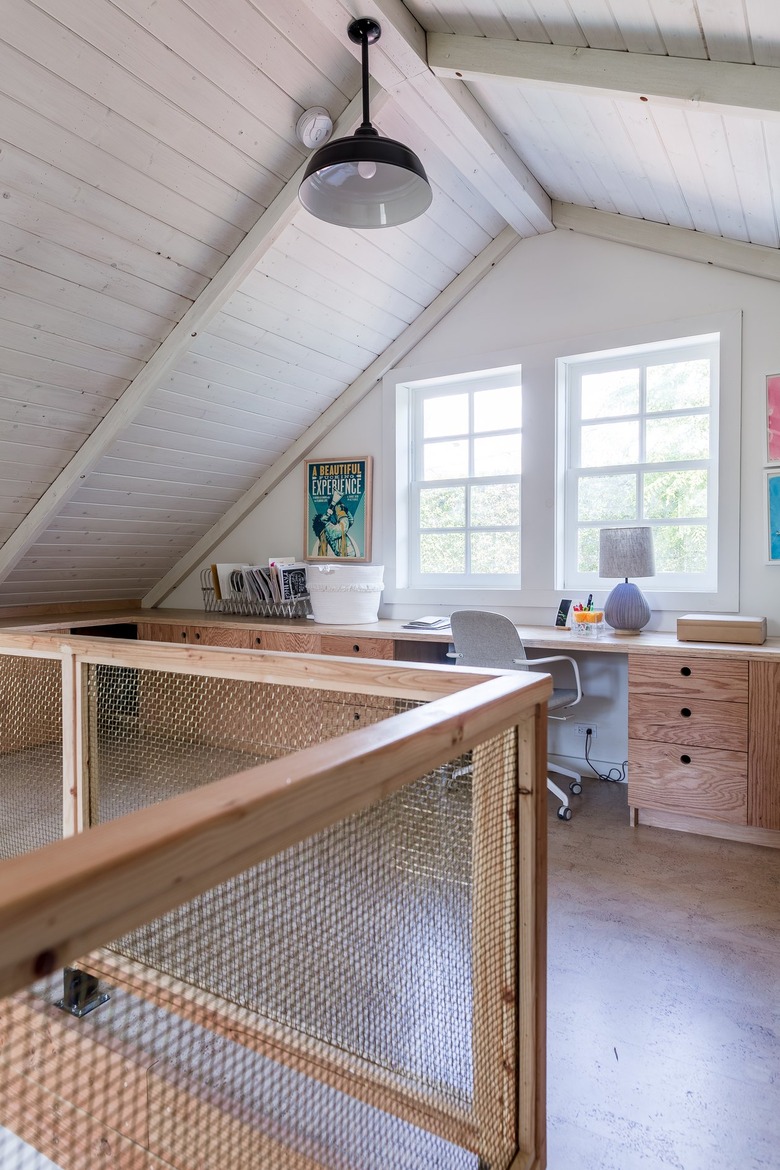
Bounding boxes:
[599,526,655,635]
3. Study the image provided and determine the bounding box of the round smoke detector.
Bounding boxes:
[296,107,334,149]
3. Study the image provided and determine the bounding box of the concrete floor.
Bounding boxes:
[546,778,780,1170]
[0,1129,59,1170]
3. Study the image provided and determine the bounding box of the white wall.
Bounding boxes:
[163,228,780,767]
[164,386,384,610]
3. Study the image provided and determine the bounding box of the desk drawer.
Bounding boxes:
[628,740,747,824]
[629,694,748,751]
[629,655,748,701]
[137,622,189,643]
[320,635,394,660]
[250,630,322,653]
[188,626,253,648]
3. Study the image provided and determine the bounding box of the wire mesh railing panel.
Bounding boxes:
[0,662,533,1170]
[0,655,62,860]
[1,725,517,1170]
[114,754,475,1096]
[87,665,411,824]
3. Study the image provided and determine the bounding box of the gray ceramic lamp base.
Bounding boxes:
[604,581,651,635]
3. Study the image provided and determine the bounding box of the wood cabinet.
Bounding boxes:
[137,621,192,644]
[628,655,749,825]
[137,621,395,660]
[138,622,320,652]
[134,618,453,665]
[748,660,780,830]
[320,634,394,660]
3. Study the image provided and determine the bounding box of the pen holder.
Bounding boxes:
[571,609,604,639]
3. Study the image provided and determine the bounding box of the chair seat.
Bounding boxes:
[449,610,584,820]
[550,688,578,711]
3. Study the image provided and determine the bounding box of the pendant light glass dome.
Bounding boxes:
[299,18,432,229]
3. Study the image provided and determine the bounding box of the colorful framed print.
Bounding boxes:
[765,469,780,564]
[767,374,780,463]
[304,457,373,562]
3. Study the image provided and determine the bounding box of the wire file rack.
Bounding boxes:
[200,568,312,620]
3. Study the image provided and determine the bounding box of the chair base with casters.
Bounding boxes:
[548,759,583,820]
[548,776,572,821]
[448,609,585,821]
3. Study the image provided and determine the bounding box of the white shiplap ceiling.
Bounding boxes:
[0,0,778,606]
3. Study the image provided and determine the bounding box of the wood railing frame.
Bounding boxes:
[0,632,550,1168]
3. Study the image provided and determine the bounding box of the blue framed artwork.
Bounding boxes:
[304,457,373,562]
[766,469,780,564]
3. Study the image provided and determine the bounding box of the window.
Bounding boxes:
[384,312,738,612]
[560,333,721,592]
[404,368,522,589]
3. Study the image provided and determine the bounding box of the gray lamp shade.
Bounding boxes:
[298,128,432,228]
[599,526,655,580]
[599,527,655,636]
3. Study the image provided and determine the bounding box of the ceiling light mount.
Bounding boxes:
[348,17,380,47]
[298,17,432,229]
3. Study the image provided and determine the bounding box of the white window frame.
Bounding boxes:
[409,370,522,589]
[556,313,741,611]
[383,360,524,607]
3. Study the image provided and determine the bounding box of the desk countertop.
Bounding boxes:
[1,607,780,661]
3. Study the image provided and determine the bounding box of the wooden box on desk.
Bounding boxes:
[676,613,767,645]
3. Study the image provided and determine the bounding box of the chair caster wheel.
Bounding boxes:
[569,781,582,795]
[557,806,572,821]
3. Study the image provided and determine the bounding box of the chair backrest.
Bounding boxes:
[450,610,529,670]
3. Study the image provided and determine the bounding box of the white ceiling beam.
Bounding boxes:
[400,71,552,236]
[298,0,553,235]
[428,33,780,121]
[553,202,780,283]
[0,88,382,586]
[144,224,520,606]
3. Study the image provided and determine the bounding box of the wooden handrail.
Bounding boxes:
[0,630,502,700]
[0,669,549,999]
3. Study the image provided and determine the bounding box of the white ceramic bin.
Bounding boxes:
[306,564,384,624]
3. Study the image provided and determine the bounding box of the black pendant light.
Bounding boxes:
[299,18,432,228]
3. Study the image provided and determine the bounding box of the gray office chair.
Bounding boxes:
[448,610,583,821]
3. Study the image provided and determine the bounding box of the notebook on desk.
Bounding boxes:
[402,616,451,630]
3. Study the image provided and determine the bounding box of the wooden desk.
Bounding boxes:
[130,617,780,850]
[3,608,779,848]
[9,608,776,661]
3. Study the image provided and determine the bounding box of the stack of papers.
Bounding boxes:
[402,615,451,630]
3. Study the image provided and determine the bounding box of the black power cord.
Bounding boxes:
[583,728,628,783]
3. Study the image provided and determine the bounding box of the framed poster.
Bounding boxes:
[304,457,373,562]
[767,374,780,463]
[765,469,780,564]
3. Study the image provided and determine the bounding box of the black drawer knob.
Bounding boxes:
[680,707,692,718]
[680,666,692,676]
[680,754,692,764]
[353,644,360,653]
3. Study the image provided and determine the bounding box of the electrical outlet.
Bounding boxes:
[575,722,597,738]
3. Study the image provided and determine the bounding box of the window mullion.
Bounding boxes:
[638,362,648,465]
